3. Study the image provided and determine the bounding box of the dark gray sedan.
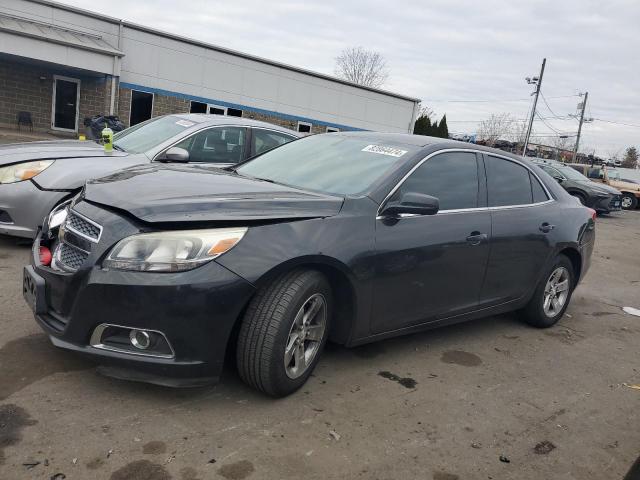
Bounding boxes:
[0,115,298,238]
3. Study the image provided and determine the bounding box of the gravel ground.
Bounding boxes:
[0,210,639,480]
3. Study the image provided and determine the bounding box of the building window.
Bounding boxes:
[130,90,153,126]
[326,126,340,133]
[208,105,226,115]
[297,121,312,133]
[190,101,207,113]
[227,108,243,117]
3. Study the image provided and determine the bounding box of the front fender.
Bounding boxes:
[32,155,149,190]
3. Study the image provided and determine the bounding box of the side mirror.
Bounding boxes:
[553,176,564,184]
[381,192,440,217]
[158,147,190,163]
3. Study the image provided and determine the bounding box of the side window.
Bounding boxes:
[539,165,560,177]
[174,127,245,164]
[252,130,296,156]
[392,152,479,210]
[486,156,532,207]
[530,172,549,203]
[587,168,601,179]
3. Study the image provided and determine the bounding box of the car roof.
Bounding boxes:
[169,113,300,136]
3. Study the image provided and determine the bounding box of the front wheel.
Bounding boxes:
[236,270,331,397]
[620,193,638,210]
[521,255,575,328]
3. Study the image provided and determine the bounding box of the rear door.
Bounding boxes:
[173,126,248,164]
[480,154,556,306]
[249,128,297,157]
[371,151,491,333]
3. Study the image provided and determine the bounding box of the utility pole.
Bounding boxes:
[522,58,546,157]
[572,91,588,162]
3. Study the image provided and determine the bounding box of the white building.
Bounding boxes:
[0,0,420,135]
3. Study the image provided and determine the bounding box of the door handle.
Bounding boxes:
[539,222,555,233]
[466,231,487,245]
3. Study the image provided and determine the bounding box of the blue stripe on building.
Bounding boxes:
[119,82,365,132]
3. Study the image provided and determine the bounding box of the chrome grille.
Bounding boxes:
[58,243,89,270]
[66,211,101,241]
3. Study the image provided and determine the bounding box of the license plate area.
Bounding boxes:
[23,266,47,315]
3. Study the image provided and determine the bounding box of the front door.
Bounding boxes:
[52,76,80,131]
[371,151,491,334]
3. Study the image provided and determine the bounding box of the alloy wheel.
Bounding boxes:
[621,196,633,209]
[284,293,327,379]
[543,267,570,318]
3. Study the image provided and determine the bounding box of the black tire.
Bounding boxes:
[521,254,575,328]
[236,269,332,397]
[620,193,638,210]
[570,192,587,206]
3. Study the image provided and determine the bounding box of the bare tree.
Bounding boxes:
[417,104,435,119]
[540,136,572,161]
[477,113,517,146]
[334,47,389,88]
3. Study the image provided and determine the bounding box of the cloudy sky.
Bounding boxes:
[61,0,640,157]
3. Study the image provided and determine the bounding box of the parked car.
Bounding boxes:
[531,159,622,213]
[0,115,299,238]
[24,134,595,397]
[567,164,640,210]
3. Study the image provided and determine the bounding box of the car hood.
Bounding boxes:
[0,140,128,166]
[576,180,621,195]
[610,179,640,192]
[83,164,344,223]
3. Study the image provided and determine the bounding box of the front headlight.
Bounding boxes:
[0,160,54,184]
[103,228,248,272]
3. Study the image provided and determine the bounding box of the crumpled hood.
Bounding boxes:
[84,163,344,223]
[0,140,128,166]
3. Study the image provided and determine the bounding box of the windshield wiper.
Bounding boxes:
[112,144,125,152]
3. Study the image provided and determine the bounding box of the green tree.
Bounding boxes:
[437,114,449,139]
[413,114,432,136]
[621,146,639,169]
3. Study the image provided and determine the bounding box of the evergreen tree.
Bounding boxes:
[437,114,449,139]
[431,118,439,136]
[413,114,432,136]
[622,146,639,169]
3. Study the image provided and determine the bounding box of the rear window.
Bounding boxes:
[486,156,533,207]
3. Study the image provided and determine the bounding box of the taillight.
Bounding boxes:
[39,246,52,266]
[586,208,596,221]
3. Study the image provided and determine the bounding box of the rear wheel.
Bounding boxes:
[620,193,637,210]
[236,270,331,397]
[521,255,575,328]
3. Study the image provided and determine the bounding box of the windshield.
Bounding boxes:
[555,165,591,181]
[113,116,197,154]
[236,135,419,196]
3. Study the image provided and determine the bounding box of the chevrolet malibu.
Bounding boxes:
[0,114,298,238]
[24,133,595,397]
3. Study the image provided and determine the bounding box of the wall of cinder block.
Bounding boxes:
[0,58,114,134]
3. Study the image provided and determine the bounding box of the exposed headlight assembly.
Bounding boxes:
[0,160,54,184]
[104,228,248,272]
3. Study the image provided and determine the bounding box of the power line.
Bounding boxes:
[539,92,563,119]
[423,93,581,104]
[592,118,640,128]
[535,111,566,135]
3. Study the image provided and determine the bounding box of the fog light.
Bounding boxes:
[129,329,151,350]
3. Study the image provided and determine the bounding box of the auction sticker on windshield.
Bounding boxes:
[362,145,408,158]
[175,120,195,128]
